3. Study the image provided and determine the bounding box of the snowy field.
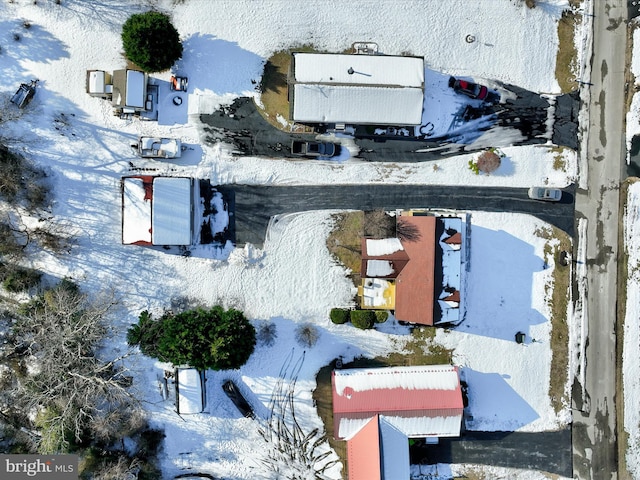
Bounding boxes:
[0,0,580,479]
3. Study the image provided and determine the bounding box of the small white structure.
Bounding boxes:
[121,176,195,246]
[175,368,206,415]
[289,53,424,125]
[86,70,113,98]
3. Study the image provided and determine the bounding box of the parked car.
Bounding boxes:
[291,140,339,158]
[527,186,563,202]
[448,76,489,101]
[222,380,255,419]
[132,136,183,159]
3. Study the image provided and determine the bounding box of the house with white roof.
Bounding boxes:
[288,52,424,126]
[121,176,195,246]
[332,364,464,480]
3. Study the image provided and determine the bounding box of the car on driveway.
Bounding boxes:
[291,140,339,158]
[222,380,255,419]
[528,186,563,202]
[449,76,489,101]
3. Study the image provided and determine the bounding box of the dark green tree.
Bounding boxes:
[128,307,256,371]
[121,11,183,73]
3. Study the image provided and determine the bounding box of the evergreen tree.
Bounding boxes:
[121,11,183,73]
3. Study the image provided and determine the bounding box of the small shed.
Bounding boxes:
[175,368,206,414]
[86,70,113,98]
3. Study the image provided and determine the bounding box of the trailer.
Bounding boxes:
[132,136,183,159]
[10,80,38,108]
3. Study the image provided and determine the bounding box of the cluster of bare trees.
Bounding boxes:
[1,281,143,453]
[258,351,338,479]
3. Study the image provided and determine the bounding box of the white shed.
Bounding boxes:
[176,368,206,414]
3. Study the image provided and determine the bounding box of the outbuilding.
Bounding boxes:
[121,176,195,246]
[175,368,206,415]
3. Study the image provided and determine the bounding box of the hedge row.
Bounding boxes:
[330,308,388,330]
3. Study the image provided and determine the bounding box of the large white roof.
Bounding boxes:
[334,364,460,396]
[291,53,424,125]
[151,177,193,246]
[293,53,424,87]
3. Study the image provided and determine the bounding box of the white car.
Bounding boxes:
[528,187,562,202]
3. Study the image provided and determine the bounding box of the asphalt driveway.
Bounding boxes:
[219,184,576,246]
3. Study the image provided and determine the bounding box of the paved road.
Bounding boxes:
[220,184,575,247]
[412,429,572,478]
[572,0,627,479]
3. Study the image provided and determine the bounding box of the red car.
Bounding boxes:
[449,76,489,101]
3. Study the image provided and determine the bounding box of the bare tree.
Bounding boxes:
[258,351,339,479]
[10,282,142,452]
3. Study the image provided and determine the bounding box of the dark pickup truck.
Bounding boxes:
[291,140,339,157]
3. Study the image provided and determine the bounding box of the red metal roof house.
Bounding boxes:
[332,364,464,480]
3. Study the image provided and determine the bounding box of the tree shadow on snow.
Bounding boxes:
[175,33,264,98]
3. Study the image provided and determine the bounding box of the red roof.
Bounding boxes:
[332,365,463,440]
[394,216,436,325]
[347,416,381,480]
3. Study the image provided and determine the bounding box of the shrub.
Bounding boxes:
[350,310,375,330]
[374,311,389,323]
[121,11,183,73]
[2,267,41,292]
[295,322,320,348]
[476,149,502,174]
[467,159,479,175]
[330,308,350,324]
[128,306,256,371]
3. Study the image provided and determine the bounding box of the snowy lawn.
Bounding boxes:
[0,0,578,478]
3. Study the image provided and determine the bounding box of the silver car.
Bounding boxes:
[528,187,562,202]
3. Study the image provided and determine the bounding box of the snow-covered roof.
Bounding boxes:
[292,84,424,125]
[87,70,105,94]
[379,419,410,480]
[293,53,424,86]
[176,368,204,414]
[291,53,424,125]
[125,70,146,108]
[122,177,152,245]
[151,177,193,246]
[334,364,460,396]
[366,259,394,277]
[365,238,404,256]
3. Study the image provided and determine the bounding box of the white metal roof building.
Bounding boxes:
[289,53,425,125]
[121,176,194,246]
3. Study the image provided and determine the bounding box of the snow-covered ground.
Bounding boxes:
[0,0,580,479]
[624,18,640,480]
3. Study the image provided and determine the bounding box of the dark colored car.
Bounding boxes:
[448,76,489,101]
[291,140,339,158]
[222,380,255,419]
